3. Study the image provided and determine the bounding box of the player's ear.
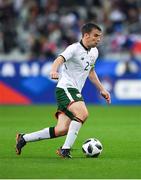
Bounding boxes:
[84,33,90,39]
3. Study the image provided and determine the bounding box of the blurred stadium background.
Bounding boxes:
[0,0,141,105]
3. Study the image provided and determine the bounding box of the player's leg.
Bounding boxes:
[55,113,74,158]
[57,101,88,158]
[61,101,88,150]
[68,101,89,122]
[55,87,88,158]
[16,114,71,155]
[55,113,71,136]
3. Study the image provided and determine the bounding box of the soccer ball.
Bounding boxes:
[82,138,103,157]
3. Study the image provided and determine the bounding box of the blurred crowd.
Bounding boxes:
[0,0,141,61]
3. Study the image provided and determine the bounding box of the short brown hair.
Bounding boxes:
[81,22,102,36]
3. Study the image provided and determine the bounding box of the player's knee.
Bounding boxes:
[79,109,89,122]
[82,110,89,121]
[76,110,89,122]
[69,103,89,122]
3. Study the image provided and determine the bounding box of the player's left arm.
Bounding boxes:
[88,68,111,104]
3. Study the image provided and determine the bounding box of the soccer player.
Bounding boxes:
[16,22,111,158]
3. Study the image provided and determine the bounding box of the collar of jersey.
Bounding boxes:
[80,40,91,52]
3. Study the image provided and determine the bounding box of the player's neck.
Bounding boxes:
[80,39,91,51]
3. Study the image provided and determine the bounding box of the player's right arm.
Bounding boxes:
[50,56,65,79]
[50,44,75,79]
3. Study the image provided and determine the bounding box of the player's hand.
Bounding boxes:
[100,90,111,104]
[50,71,59,80]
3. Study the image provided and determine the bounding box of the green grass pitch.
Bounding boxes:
[0,105,141,179]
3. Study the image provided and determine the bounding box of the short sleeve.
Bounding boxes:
[94,48,99,60]
[60,44,75,61]
[91,48,99,69]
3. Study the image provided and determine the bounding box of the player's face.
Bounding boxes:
[86,29,102,48]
